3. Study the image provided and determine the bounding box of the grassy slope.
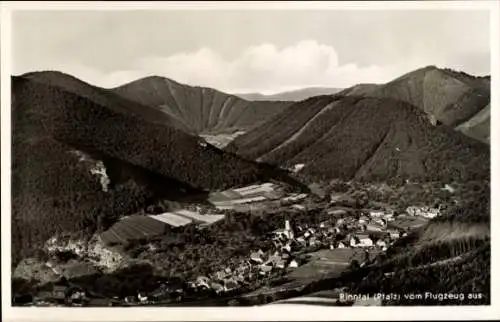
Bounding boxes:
[338,66,490,143]
[111,76,292,134]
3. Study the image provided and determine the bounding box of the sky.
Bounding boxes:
[12,9,491,94]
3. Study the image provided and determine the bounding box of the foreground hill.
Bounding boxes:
[11,76,296,265]
[236,87,342,102]
[339,66,490,143]
[226,94,489,183]
[110,76,292,134]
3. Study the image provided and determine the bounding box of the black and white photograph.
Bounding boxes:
[1,1,499,321]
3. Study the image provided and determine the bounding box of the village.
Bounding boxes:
[20,180,445,307]
[96,199,440,306]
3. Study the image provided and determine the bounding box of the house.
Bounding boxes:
[196,276,211,288]
[213,270,226,280]
[292,204,306,211]
[442,184,456,193]
[125,296,136,304]
[309,236,318,246]
[51,285,67,303]
[350,236,360,247]
[211,282,225,294]
[265,252,283,266]
[67,288,87,306]
[421,208,440,219]
[376,240,387,248]
[296,236,306,245]
[388,230,400,239]
[250,250,265,264]
[223,279,239,292]
[383,213,394,221]
[259,264,273,275]
[288,259,299,268]
[138,292,148,303]
[276,259,287,269]
[369,211,384,218]
[360,215,370,222]
[338,242,347,249]
[282,243,292,253]
[359,236,374,247]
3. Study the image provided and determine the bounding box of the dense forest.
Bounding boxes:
[228,94,489,183]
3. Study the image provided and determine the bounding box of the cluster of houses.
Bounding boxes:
[29,285,90,307]
[405,205,442,219]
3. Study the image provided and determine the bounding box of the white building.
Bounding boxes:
[358,236,374,247]
[369,211,384,218]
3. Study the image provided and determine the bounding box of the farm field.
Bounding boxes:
[152,209,225,225]
[208,182,283,208]
[100,215,168,245]
[200,131,246,149]
[287,248,379,280]
[389,215,429,230]
[149,213,193,227]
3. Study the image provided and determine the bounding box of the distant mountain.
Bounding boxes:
[236,87,343,102]
[11,75,298,265]
[226,94,489,183]
[110,76,292,134]
[339,66,491,143]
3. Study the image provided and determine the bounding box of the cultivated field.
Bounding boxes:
[208,182,282,209]
[149,213,193,227]
[389,215,429,230]
[287,248,378,280]
[100,215,168,245]
[151,210,225,226]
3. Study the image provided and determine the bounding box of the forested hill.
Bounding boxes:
[11,75,294,264]
[20,71,193,134]
[111,76,292,134]
[339,66,491,143]
[226,94,489,183]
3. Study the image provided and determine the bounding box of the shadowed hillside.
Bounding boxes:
[21,71,193,134]
[11,75,296,266]
[227,94,489,183]
[111,76,292,134]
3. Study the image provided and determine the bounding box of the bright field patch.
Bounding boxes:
[173,209,225,224]
[287,248,379,280]
[149,213,193,227]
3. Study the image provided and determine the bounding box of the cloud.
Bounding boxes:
[19,40,434,93]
